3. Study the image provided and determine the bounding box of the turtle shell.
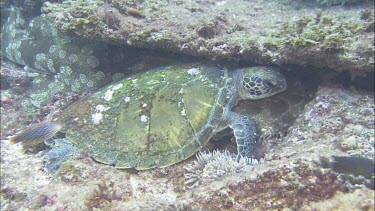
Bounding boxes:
[58,64,229,169]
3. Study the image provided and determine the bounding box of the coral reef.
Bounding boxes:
[1,1,374,210]
[300,86,374,158]
[184,150,258,188]
[337,173,374,191]
[0,62,39,139]
[182,158,373,210]
[184,163,340,210]
[304,188,374,210]
[1,74,374,210]
[178,84,374,210]
[39,0,374,72]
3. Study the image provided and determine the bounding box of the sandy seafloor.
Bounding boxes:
[1,59,374,210]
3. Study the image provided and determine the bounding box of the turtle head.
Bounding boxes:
[236,66,286,100]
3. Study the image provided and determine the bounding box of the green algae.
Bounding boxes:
[280,14,362,52]
[5,0,373,72]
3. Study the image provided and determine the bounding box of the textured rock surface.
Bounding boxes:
[41,0,374,72]
[1,61,373,210]
[0,0,373,210]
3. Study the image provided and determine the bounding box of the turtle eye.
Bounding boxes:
[262,79,276,89]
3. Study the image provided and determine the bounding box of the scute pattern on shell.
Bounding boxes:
[57,64,230,169]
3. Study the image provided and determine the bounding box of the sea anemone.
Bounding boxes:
[184,150,258,188]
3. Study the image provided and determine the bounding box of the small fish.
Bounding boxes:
[320,156,375,178]
[9,121,63,146]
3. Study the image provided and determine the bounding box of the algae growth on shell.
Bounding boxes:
[54,64,286,169]
[57,64,228,169]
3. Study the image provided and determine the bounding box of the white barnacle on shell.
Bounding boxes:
[95,104,110,112]
[187,68,200,75]
[124,96,131,102]
[181,107,187,116]
[91,105,110,124]
[103,89,114,101]
[140,115,148,123]
[92,113,103,124]
[112,83,123,90]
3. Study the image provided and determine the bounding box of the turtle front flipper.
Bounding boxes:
[228,111,257,160]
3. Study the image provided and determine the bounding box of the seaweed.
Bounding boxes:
[281,14,362,52]
[84,180,122,210]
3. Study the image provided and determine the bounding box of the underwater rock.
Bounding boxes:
[0,2,374,210]
[182,160,344,210]
[304,188,374,210]
[1,68,374,210]
[84,180,122,210]
[40,0,374,72]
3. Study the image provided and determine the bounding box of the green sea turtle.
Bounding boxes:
[13,63,287,170]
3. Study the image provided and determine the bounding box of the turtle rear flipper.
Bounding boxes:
[44,139,77,172]
[228,111,257,160]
